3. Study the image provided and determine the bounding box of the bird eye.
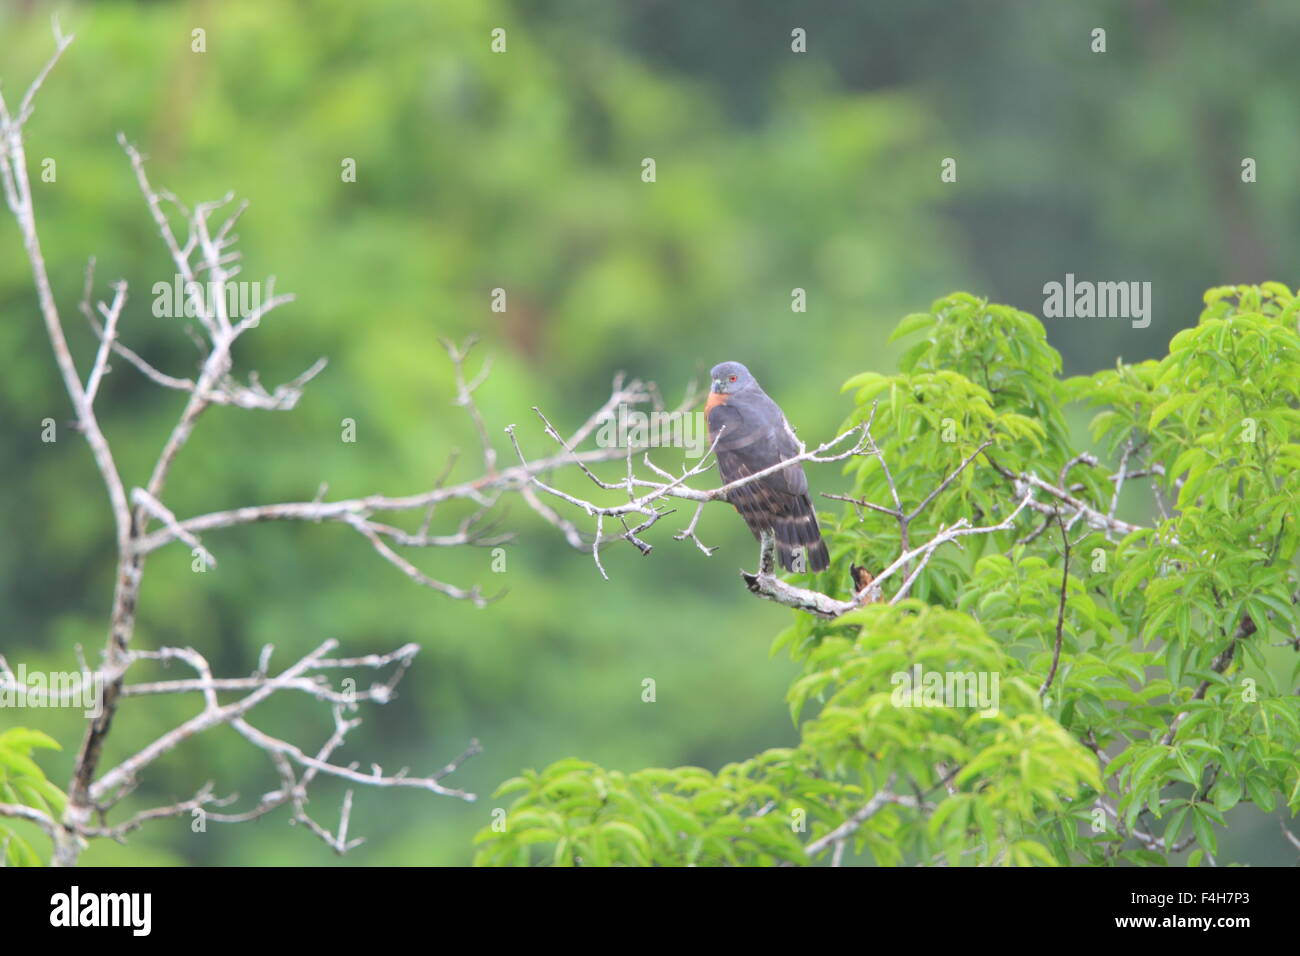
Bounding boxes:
[728,375,737,382]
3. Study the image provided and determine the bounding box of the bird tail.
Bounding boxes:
[774,498,830,573]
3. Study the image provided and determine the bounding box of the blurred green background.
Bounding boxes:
[1,0,1295,864]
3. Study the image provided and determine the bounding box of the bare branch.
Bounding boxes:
[743,494,1034,618]
[131,488,216,569]
[130,375,679,559]
[343,513,498,607]
[1282,819,1300,855]
[909,440,994,521]
[0,802,59,842]
[84,281,127,405]
[802,776,927,860]
[442,336,497,474]
[80,784,237,844]
[984,453,1149,539]
[3,32,500,865]
[1,28,131,555]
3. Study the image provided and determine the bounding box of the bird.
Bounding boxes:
[705,361,830,573]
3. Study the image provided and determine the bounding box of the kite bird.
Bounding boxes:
[705,361,830,573]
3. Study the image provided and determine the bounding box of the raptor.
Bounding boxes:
[705,361,830,573]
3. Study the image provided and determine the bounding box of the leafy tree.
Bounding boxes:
[476,285,1300,866]
[0,728,65,866]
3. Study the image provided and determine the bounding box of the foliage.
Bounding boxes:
[477,286,1300,865]
[0,728,65,866]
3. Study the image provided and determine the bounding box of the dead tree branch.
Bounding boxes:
[0,30,545,864]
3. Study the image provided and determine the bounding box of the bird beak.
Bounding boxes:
[711,379,721,392]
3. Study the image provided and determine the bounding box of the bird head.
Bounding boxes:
[710,361,755,396]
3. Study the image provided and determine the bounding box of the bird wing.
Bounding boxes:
[708,397,809,516]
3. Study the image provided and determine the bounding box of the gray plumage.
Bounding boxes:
[706,361,830,573]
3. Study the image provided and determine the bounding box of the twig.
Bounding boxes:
[1039,510,1070,697]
